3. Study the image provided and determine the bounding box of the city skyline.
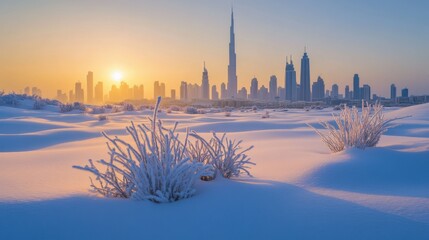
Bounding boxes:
[1,0,428,99]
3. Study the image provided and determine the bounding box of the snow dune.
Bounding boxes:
[1,103,429,239]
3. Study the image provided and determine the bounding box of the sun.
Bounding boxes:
[112,71,123,82]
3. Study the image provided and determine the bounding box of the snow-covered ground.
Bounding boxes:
[1,103,429,239]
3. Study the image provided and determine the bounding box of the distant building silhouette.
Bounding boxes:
[390,84,397,100]
[278,86,286,100]
[269,75,277,100]
[345,85,350,100]
[171,89,176,100]
[56,90,67,103]
[300,50,311,101]
[353,74,360,100]
[75,82,84,103]
[31,87,42,97]
[201,62,210,99]
[363,84,371,101]
[402,88,409,97]
[221,83,227,99]
[250,77,258,99]
[311,76,325,101]
[24,87,30,95]
[86,71,93,103]
[238,87,247,99]
[285,56,297,101]
[211,85,219,100]
[94,82,103,104]
[227,8,237,98]
[331,84,339,99]
[180,81,188,101]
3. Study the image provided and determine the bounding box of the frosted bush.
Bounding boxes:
[191,132,254,179]
[122,103,135,111]
[185,106,198,114]
[98,115,108,121]
[169,105,181,111]
[261,111,270,119]
[73,102,86,111]
[90,106,106,114]
[225,111,231,117]
[33,98,46,110]
[59,103,73,113]
[186,138,214,180]
[74,97,209,202]
[309,101,399,153]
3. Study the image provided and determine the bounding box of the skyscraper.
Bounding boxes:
[363,84,371,101]
[94,81,103,104]
[227,8,237,98]
[211,85,219,100]
[311,76,325,101]
[171,89,176,100]
[345,85,350,99]
[75,82,84,103]
[402,88,409,97]
[391,84,397,100]
[221,83,227,99]
[353,74,360,100]
[331,84,339,99]
[201,62,210,99]
[250,77,258,99]
[180,81,188,101]
[86,71,93,103]
[300,50,311,101]
[269,75,277,100]
[285,57,297,101]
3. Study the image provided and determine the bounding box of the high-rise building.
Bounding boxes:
[75,82,84,103]
[269,75,277,100]
[363,84,371,102]
[56,90,67,103]
[24,87,30,95]
[160,83,166,98]
[285,57,297,101]
[86,71,93,103]
[211,85,219,100]
[133,84,144,100]
[154,81,160,99]
[353,74,360,100]
[391,84,397,100]
[227,8,237,98]
[94,81,103,104]
[171,89,176,100]
[402,88,409,97]
[221,83,227,99]
[345,85,350,100]
[69,90,74,102]
[258,85,269,100]
[278,87,286,100]
[180,81,188,101]
[187,83,200,100]
[331,84,339,99]
[311,76,325,101]
[238,87,247,99]
[201,62,210,99]
[300,50,311,101]
[250,77,258,99]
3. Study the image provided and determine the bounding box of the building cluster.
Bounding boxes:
[21,8,424,106]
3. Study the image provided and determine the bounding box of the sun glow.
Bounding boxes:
[112,71,123,82]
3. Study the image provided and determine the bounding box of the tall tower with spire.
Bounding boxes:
[285,56,297,101]
[227,8,237,98]
[300,48,311,101]
[201,62,210,99]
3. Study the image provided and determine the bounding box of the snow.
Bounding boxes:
[1,103,429,239]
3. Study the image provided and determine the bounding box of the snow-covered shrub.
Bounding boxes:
[73,102,86,111]
[122,103,135,111]
[73,97,209,202]
[185,106,198,114]
[252,105,258,111]
[309,101,399,153]
[186,138,214,181]
[197,109,206,114]
[261,111,270,119]
[225,111,231,117]
[33,98,46,110]
[98,115,108,121]
[191,132,254,179]
[59,103,73,113]
[88,106,106,114]
[0,93,20,106]
[111,105,122,113]
[169,105,181,111]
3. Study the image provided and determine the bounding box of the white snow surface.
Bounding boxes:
[1,103,429,239]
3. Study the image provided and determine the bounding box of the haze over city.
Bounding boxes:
[1,0,428,99]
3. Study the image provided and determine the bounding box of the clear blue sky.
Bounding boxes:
[0,0,428,97]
